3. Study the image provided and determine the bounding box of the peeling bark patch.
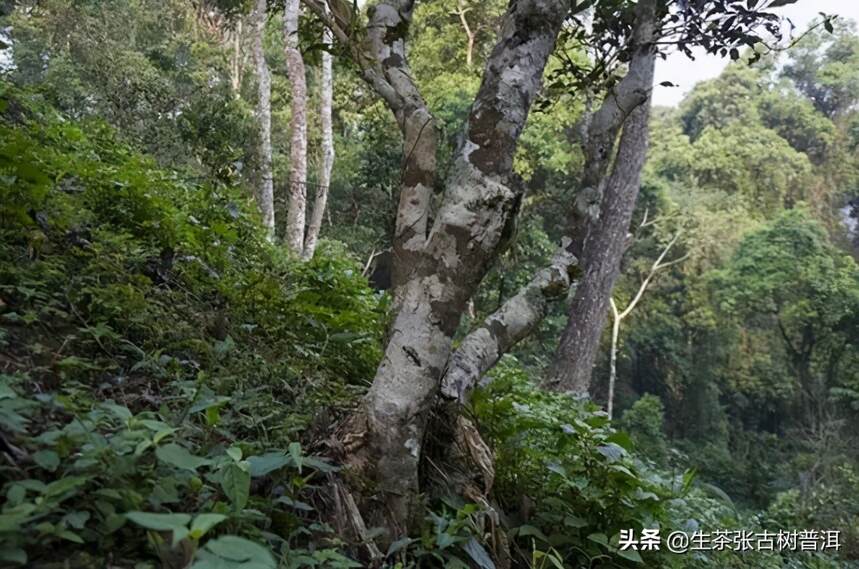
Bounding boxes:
[402,159,434,189]
[384,18,409,44]
[405,438,420,458]
[467,106,509,175]
[430,298,463,337]
[383,53,404,68]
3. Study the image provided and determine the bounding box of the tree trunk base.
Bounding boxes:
[316,402,511,567]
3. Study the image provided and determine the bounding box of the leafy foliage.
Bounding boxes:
[0,86,382,567]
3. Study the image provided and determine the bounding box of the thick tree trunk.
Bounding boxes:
[302,19,334,259]
[546,0,657,393]
[252,0,275,240]
[283,0,308,253]
[546,98,655,393]
[313,0,569,535]
[566,0,658,259]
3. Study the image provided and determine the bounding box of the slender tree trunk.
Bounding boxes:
[456,0,475,68]
[546,0,657,393]
[252,0,275,240]
[283,0,308,253]
[547,97,655,392]
[231,19,243,95]
[606,233,683,417]
[302,19,334,260]
[608,298,620,419]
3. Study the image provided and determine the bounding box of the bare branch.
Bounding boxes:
[441,242,578,402]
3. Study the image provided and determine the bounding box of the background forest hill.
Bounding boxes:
[1,0,859,568]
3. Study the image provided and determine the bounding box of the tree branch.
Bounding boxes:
[301,0,438,287]
[441,242,578,402]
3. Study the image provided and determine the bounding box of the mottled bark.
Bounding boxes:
[296,1,438,290]
[283,0,308,253]
[441,242,578,403]
[302,19,334,259]
[546,0,657,394]
[252,0,275,240]
[316,0,568,534]
[547,99,655,394]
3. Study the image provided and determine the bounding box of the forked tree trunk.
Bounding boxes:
[306,0,568,535]
[456,0,475,68]
[283,0,308,253]
[606,232,683,418]
[441,241,578,402]
[302,19,334,260]
[252,0,275,240]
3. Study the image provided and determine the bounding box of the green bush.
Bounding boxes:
[0,86,381,567]
[472,358,849,569]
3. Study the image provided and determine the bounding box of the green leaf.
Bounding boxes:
[564,515,588,528]
[386,537,413,557]
[205,406,221,426]
[33,449,60,472]
[0,547,27,565]
[221,462,250,511]
[588,533,609,548]
[6,485,25,506]
[156,443,212,472]
[617,548,643,563]
[516,524,549,542]
[125,511,191,531]
[605,431,634,451]
[247,452,291,477]
[275,496,314,511]
[0,506,36,533]
[190,514,227,539]
[153,428,177,444]
[57,529,84,544]
[189,396,231,414]
[288,442,303,473]
[101,402,132,421]
[44,476,87,498]
[198,535,276,568]
[462,538,495,569]
[63,511,90,530]
[126,511,192,545]
[596,443,626,462]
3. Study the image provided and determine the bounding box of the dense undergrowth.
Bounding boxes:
[0,86,851,568]
[0,86,382,568]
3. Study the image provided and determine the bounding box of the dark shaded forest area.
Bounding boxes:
[0,0,858,567]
